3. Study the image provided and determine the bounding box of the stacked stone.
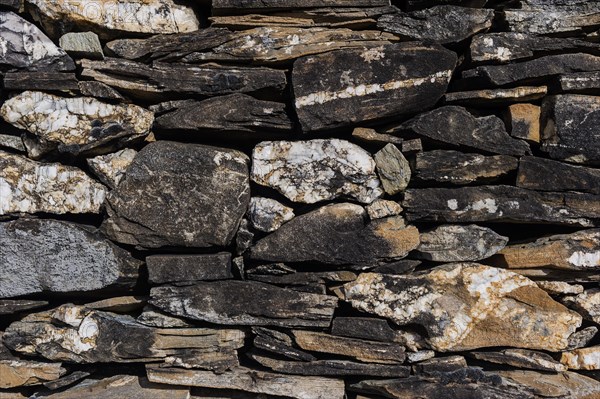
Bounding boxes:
[1,0,600,398]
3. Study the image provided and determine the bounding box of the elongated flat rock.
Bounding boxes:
[0,300,48,315]
[0,219,139,298]
[387,106,530,156]
[0,360,65,388]
[403,185,600,226]
[252,327,316,361]
[26,0,200,38]
[146,253,233,284]
[147,366,345,399]
[0,151,106,215]
[2,71,79,91]
[541,95,600,165]
[0,11,73,71]
[415,224,508,262]
[342,264,582,351]
[414,150,518,185]
[470,349,566,372]
[517,156,600,194]
[504,4,600,35]
[378,6,493,44]
[250,203,420,266]
[0,91,153,158]
[212,0,391,14]
[498,370,600,399]
[103,141,250,248]
[150,281,338,328]
[557,71,600,93]
[444,86,547,106]
[292,42,456,131]
[80,58,287,101]
[251,139,383,204]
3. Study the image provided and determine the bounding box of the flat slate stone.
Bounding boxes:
[0,219,140,298]
[292,42,456,131]
[444,86,547,107]
[504,3,600,35]
[517,156,600,195]
[470,349,566,372]
[557,71,600,93]
[146,253,234,284]
[103,141,250,248]
[212,0,391,14]
[0,300,48,315]
[2,72,79,91]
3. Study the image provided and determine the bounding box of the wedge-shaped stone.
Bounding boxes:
[541,95,600,165]
[250,353,410,377]
[4,304,244,369]
[292,42,456,131]
[102,141,250,248]
[0,11,73,71]
[444,86,547,106]
[342,264,582,351]
[146,253,233,284]
[252,327,316,361]
[0,360,65,388]
[292,330,405,363]
[87,149,137,189]
[330,318,427,351]
[0,219,139,298]
[414,150,518,185]
[0,300,47,315]
[378,6,493,44]
[561,345,600,370]
[147,366,345,399]
[505,4,600,35]
[470,349,566,372]
[25,0,200,38]
[0,91,153,158]
[496,229,600,270]
[154,94,293,135]
[387,106,530,156]
[0,151,106,215]
[563,289,600,324]
[251,139,383,204]
[248,197,295,232]
[248,270,356,286]
[517,156,600,194]
[415,224,508,262]
[498,370,600,399]
[403,185,600,227]
[150,281,337,328]
[80,58,287,101]
[180,27,399,65]
[250,203,420,266]
[212,0,391,14]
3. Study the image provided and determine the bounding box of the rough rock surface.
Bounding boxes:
[0,360,65,388]
[59,31,103,59]
[146,253,233,284]
[507,103,541,143]
[444,86,547,107]
[251,139,383,204]
[563,289,600,324]
[374,143,411,195]
[0,219,140,298]
[248,197,295,232]
[517,156,600,195]
[342,264,582,351]
[103,141,250,248]
[561,346,600,370]
[86,149,137,189]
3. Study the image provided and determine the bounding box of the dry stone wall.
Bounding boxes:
[1,0,600,398]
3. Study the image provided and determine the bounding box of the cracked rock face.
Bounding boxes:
[103,141,250,248]
[248,197,295,232]
[87,148,137,189]
[0,91,153,158]
[342,263,582,351]
[0,150,107,215]
[251,139,383,204]
[0,219,140,298]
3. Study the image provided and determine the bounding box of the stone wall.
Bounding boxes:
[1,0,600,398]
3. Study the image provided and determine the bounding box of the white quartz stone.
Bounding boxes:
[87,148,137,189]
[248,197,295,232]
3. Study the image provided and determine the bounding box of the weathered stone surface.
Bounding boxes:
[248,197,295,232]
[150,281,338,328]
[0,219,139,298]
[137,306,194,328]
[212,0,391,14]
[537,281,584,296]
[0,300,48,315]
[77,81,124,100]
[5,304,244,368]
[0,151,106,215]
[352,127,403,146]
[250,353,410,377]
[403,185,600,226]
[147,253,233,284]
[406,350,435,363]
[26,0,200,38]
[249,270,356,286]
[0,360,65,388]
[252,327,316,361]
[564,289,600,324]
[470,32,600,64]
[251,139,383,204]
[495,229,600,270]
[413,356,468,374]
[374,143,410,195]
[102,141,250,248]
[498,370,600,399]
[0,91,153,158]
[80,58,287,101]
[0,0,22,12]
[147,366,345,399]
[507,103,540,143]
[85,296,146,313]
[87,149,137,189]
[557,71,600,93]
[461,53,600,88]
[154,94,293,135]
[180,27,399,65]
[2,71,79,91]
[517,156,600,195]
[568,327,598,350]
[331,317,402,343]
[504,4,600,35]
[42,370,91,391]
[561,346,600,370]
[39,375,190,399]
[415,224,508,262]
[541,95,600,165]
[292,330,405,363]
[378,6,493,44]
[292,42,456,131]
[470,349,566,372]
[59,31,103,59]
[0,11,74,71]
[366,199,403,220]
[444,86,547,107]
[0,133,25,152]
[342,264,582,351]
[250,203,420,266]
[387,106,530,156]
[414,150,518,185]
